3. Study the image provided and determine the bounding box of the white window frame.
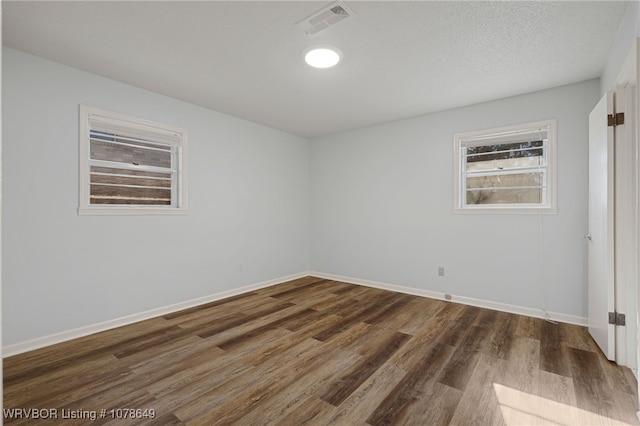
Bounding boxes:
[453,119,557,215]
[79,105,188,215]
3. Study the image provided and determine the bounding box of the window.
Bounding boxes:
[454,119,557,214]
[79,105,188,215]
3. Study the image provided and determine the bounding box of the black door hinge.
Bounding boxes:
[608,112,625,127]
[608,311,626,326]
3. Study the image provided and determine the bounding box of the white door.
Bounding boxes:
[588,92,616,361]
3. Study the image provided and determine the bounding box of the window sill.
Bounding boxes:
[78,207,189,216]
[454,206,558,215]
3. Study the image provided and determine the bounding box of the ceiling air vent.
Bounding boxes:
[296,1,353,36]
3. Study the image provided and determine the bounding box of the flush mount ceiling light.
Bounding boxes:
[303,45,342,69]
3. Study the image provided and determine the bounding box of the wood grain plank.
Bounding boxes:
[500,336,540,394]
[319,331,410,406]
[536,369,577,407]
[485,311,518,361]
[402,382,463,426]
[178,342,359,424]
[367,342,454,425]
[161,291,259,320]
[315,363,407,426]
[539,320,571,377]
[437,324,491,391]
[169,336,324,422]
[267,279,331,300]
[380,296,442,334]
[448,355,506,426]
[3,353,120,406]
[233,346,365,425]
[215,307,321,351]
[568,346,616,418]
[240,314,344,366]
[195,301,295,338]
[359,293,414,325]
[253,276,328,297]
[438,304,481,347]
[515,314,544,340]
[4,319,172,386]
[277,396,335,426]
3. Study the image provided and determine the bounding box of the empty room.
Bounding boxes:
[3,1,640,425]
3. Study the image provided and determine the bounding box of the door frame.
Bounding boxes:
[614,40,638,376]
[614,40,639,419]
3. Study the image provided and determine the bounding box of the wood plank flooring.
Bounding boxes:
[3,276,639,425]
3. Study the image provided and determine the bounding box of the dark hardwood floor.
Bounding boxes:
[3,276,639,425]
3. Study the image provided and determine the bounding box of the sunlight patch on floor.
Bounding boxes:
[493,383,633,426]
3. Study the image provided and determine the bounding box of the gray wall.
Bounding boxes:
[2,48,310,346]
[310,80,600,318]
[2,46,602,348]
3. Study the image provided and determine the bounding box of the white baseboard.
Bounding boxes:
[3,271,310,358]
[309,271,588,327]
[4,270,588,357]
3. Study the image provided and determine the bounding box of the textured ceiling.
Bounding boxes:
[2,1,629,138]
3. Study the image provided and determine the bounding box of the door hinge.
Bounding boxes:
[608,311,626,326]
[608,112,625,127]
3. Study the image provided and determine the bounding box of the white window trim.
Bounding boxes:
[453,119,558,215]
[78,105,188,215]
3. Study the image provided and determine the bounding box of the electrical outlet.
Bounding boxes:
[445,293,452,301]
[238,263,244,272]
[438,266,445,276]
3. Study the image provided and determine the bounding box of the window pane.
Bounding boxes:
[466,140,543,162]
[90,166,170,179]
[90,167,171,188]
[467,172,543,189]
[90,139,172,169]
[467,155,544,172]
[467,188,542,205]
[89,166,172,206]
[466,172,544,205]
[90,185,171,205]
